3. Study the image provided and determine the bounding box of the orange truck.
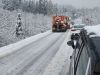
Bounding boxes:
[52,16,70,32]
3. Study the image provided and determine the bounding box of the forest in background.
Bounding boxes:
[2,0,74,15]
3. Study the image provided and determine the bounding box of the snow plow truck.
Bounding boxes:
[52,16,70,32]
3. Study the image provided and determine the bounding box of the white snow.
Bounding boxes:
[0,8,51,47]
[84,24,100,37]
[0,30,51,58]
[74,18,83,24]
[42,30,73,75]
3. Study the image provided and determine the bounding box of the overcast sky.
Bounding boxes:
[52,0,100,8]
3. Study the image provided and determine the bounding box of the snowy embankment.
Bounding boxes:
[0,30,51,58]
[42,30,73,75]
[0,8,51,47]
[84,24,100,37]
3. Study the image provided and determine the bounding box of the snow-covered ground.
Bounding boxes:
[0,8,51,47]
[0,30,73,75]
[0,30,51,58]
[42,30,73,75]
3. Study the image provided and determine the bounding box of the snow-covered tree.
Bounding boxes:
[2,0,22,11]
[38,0,48,15]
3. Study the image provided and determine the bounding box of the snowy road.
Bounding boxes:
[0,31,72,75]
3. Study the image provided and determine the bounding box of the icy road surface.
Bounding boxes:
[0,30,73,75]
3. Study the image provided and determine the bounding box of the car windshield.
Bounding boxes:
[74,24,85,28]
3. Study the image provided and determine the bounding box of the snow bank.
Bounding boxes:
[0,30,51,58]
[0,8,51,47]
[84,24,100,37]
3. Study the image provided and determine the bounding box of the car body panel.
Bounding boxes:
[68,29,100,75]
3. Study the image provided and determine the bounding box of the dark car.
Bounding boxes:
[67,29,100,75]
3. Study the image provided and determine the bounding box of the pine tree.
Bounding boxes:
[38,0,48,15]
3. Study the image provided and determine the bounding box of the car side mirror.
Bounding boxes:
[67,41,73,46]
[67,40,78,49]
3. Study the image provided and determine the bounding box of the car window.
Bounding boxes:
[74,25,85,28]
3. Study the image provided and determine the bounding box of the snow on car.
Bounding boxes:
[84,24,100,37]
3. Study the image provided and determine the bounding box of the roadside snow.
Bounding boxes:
[84,24,100,37]
[0,8,51,47]
[42,30,73,75]
[0,30,51,58]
